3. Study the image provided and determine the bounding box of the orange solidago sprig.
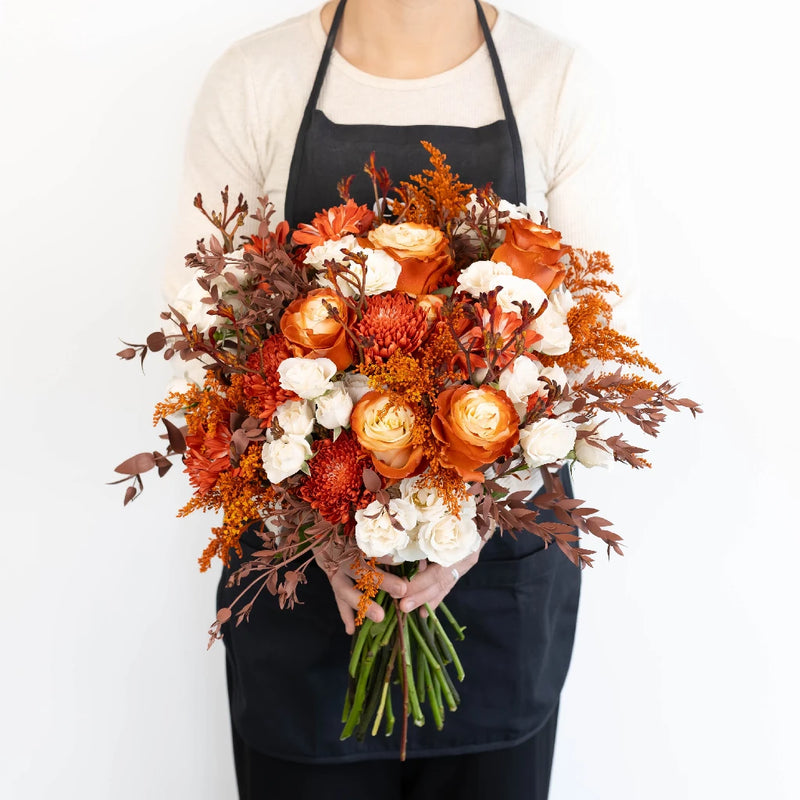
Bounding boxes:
[393,141,474,227]
[352,557,383,626]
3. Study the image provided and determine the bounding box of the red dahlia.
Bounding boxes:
[354,292,428,366]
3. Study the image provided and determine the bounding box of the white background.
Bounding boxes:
[1,1,797,798]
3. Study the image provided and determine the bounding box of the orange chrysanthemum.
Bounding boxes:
[239,334,298,426]
[354,292,428,366]
[184,424,232,494]
[292,199,375,248]
[298,432,375,528]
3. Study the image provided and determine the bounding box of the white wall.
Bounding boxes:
[1,1,796,798]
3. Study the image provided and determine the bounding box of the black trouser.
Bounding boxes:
[231,705,559,800]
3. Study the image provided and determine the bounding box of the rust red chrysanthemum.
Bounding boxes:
[354,291,428,366]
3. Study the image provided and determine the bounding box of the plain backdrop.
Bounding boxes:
[1,1,797,798]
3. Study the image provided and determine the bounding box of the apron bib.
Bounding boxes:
[219,0,580,762]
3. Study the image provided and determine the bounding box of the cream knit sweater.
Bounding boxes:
[166,4,638,331]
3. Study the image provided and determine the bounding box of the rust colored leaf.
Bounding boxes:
[114,452,156,475]
[162,417,187,454]
[362,468,381,493]
[216,608,232,625]
[146,331,166,352]
[123,486,137,505]
[116,347,136,360]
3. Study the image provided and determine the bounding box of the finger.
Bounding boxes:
[400,567,454,613]
[340,563,408,599]
[334,595,356,636]
[331,572,385,624]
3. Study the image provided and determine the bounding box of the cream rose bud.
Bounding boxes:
[304,234,358,270]
[274,398,315,437]
[575,426,615,468]
[417,498,481,567]
[520,418,577,468]
[532,289,575,356]
[398,476,449,522]
[261,435,312,484]
[277,357,337,399]
[357,248,402,295]
[314,383,354,429]
[355,498,419,559]
[172,275,217,332]
[488,274,548,316]
[456,259,512,297]
[498,356,542,406]
[341,372,372,404]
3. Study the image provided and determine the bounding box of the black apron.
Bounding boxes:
[218,0,580,763]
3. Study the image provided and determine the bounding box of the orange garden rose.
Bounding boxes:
[350,391,424,480]
[491,218,570,294]
[431,385,520,482]
[280,289,354,370]
[367,222,453,295]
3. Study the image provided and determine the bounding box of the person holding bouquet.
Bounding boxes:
[165,1,637,797]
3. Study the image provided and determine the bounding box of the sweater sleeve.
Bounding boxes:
[545,48,640,334]
[163,43,265,304]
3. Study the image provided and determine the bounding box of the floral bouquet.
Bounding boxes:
[113,143,700,758]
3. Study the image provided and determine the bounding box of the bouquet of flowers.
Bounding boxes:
[114,143,699,758]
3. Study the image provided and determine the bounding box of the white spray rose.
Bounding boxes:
[398,476,450,523]
[261,435,312,484]
[354,248,402,296]
[498,357,543,417]
[456,260,512,297]
[341,372,372,404]
[575,424,615,468]
[417,496,481,567]
[488,274,548,316]
[520,418,577,468]
[304,234,359,270]
[355,498,419,559]
[172,277,216,332]
[314,383,354,429]
[532,289,574,356]
[277,357,337,400]
[274,398,315,437]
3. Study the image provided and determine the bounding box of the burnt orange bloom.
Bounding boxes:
[184,424,232,494]
[241,334,298,426]
[366,222,453,295]
[298,432,374,528]
[492,218,571,294]
[458,305,542,373]
[354,292,428,366]
[292,199,375,248]
[431,385,519,482]
[280,288,354,370]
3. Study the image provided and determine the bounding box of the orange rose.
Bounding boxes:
[431,385,519,482]
[350,391,424,480]
[491,218,570,294]
[367,222,453,295]
[280,289,354,370]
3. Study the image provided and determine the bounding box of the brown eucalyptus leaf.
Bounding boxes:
[162,417,187,454]
[146,331,166,352]
[116,347,136,360]
[216,608,232,625]
[123,486,137,505]
[362,468,381,493]
[115,452,156,475]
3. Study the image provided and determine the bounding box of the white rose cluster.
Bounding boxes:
[261,357,359,484]
[305,236,402,297]
[355,477,481,567]
[497,357,569,420]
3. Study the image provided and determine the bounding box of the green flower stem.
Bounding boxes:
[426,603,466,681]
[438,600,466,640]
[340,627,382,739]
[371,637,399,737]
[348,617,374,678]
[421,654,444,731]
[341,675,354,723]
[407,613,457,712]
[357,640,393,741]
[401,612,425,727]
[378,602,398,647]
[384,683,395,737]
